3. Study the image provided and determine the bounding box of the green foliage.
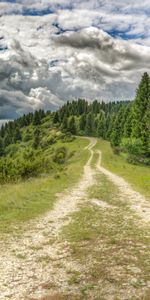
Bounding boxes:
[32,128,40,149]
[121,138,143,156]
[97,113,106,139]
[41,135,56,148]
[14,127,22,143]
[5,144,19,157]
[53,111,60,124]
[68,116,76,134]
[79,113,86,132]
[130,73,150,156]
[0,137,4,156]
[61,115,68,132]
[85,112,94,136]
[53,147,68,164]
[32,110,45,125]
[3,133,12,148]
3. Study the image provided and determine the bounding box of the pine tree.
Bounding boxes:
[123,109,133,138]
[53,111,60,124]
[111,107,125,147]
[14,127,22,142]
[32,128,40,149]
[131,72,150,155]
[97,114,106,139]
[68,116,76,135]
[3,134,12,147]
[142,100,150,156]
[106,114,116,139]
[85,112,94,136]
[0,124,5,138]
[61,115,68,132]
[79,114,86,131]
[132,72,150,138]
[0,137,4,156]
[33,111,41,126]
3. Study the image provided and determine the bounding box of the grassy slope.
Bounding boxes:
[94,139,150,199]
[0,137,89,234]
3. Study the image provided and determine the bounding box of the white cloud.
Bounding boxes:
[0,0,150,118]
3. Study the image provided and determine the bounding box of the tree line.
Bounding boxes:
[0,109,46,154]
[0,72,149,165]
[52,73,150,164]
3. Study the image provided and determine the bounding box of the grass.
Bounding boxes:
[62,172,150,299]
[94,139,150,199]
[0,137,89,234]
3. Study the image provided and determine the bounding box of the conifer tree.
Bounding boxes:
[85,112,94,136]
[14,127,22,142]
[68,116,76,135]
[3,134,12,148]
[97,114,106,139]
[32,128,40,149]
[0,124,5,138]
[53,111,60,124]
[61,115,68,132]
[111,107,125,147]
[33,111,41,125]
[79,114,86,131]
[0,137,4,156]
[132,72,150,139]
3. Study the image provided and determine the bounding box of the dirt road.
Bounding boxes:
[0,138,149,300]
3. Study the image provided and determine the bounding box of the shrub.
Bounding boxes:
[112,146,121,155]
[41,135,56,148]
[121,138,143,156]
[18,159,41,179]
[5,144,19,157]
[23,132,32,142]
[53,147,68,164]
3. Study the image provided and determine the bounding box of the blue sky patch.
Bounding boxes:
[107,28,146,40]
[49,59,59,67]
[22,8,54,16]
[0,45,8,51]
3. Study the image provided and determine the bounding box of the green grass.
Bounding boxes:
[0,137,89,234]
[94,139,150,199]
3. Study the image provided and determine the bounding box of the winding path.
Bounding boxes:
[0,138,96,300]
[0,138,149,300]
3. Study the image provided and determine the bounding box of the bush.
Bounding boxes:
[23,132,32,142]
[18,159,41,179]
[121,138,143,156]
[41,135,56,148]
[53,147,68,164]
[5,144,19,157]
[112,147,121,155]
[59,132,75,143]
[127,154,150,165]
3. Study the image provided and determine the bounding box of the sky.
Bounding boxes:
[0,0,150,119]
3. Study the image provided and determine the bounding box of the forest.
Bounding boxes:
[0,72,149,183]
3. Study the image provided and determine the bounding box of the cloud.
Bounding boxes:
[0,40,65,118]
[0,1,150,119]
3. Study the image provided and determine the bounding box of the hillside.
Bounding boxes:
[0,137,149,300]
[0,73,150,300]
